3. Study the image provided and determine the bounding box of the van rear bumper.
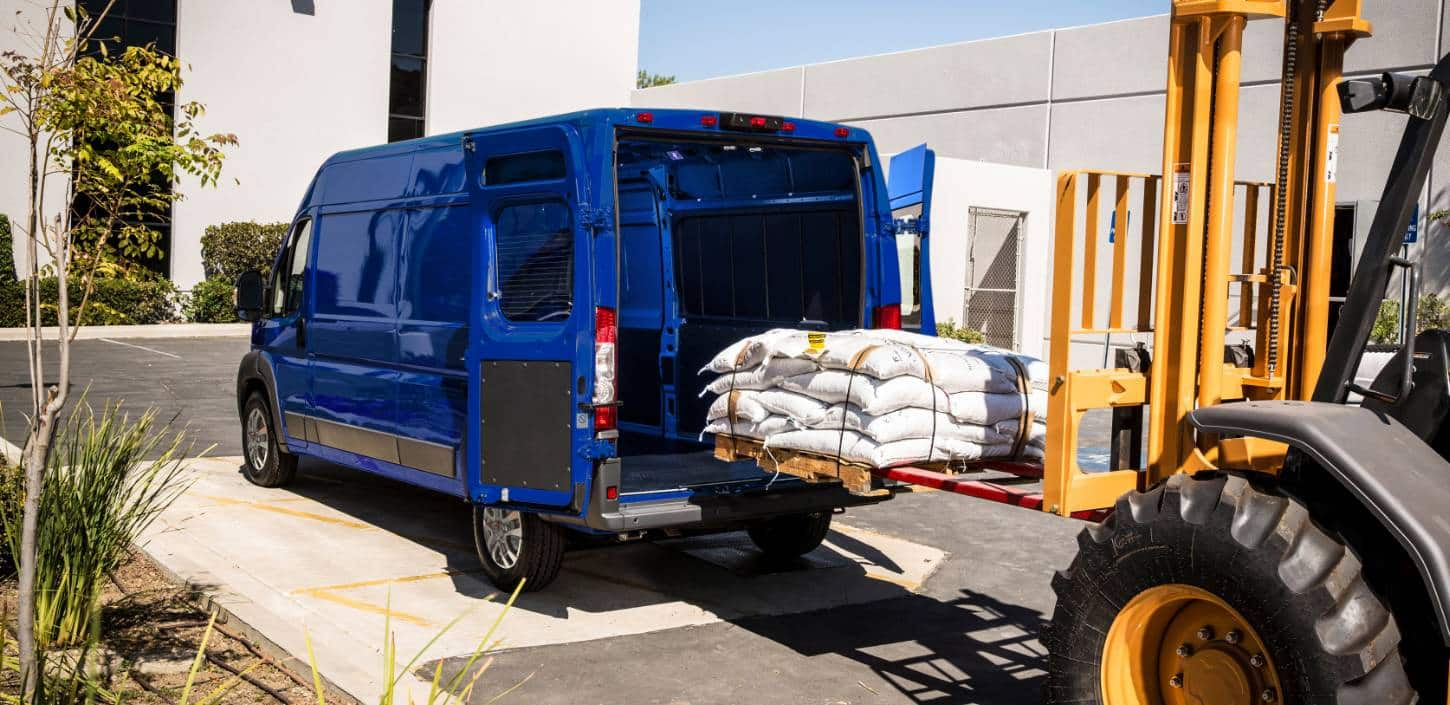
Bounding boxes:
[544,458,889,532]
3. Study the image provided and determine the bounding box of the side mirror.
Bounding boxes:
[235,270,266,322]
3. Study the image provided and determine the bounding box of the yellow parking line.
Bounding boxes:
[291,569,490,628]
[293,568,486,597]
[302,589,436,628]
[194,493,375,530]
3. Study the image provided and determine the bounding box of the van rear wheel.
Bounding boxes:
[241,392,297,488]
[748,511,832,559]
[473,507,565,592]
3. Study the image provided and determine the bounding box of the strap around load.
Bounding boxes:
[1003,355,1033,459]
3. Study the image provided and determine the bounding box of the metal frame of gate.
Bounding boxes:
[963,206,1027,350]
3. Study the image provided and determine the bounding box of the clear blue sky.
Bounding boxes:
[639,0,1168,82]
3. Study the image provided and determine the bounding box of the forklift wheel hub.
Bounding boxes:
[1100,584,1280,705]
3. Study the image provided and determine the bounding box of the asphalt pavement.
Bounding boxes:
[0,334,1088,704]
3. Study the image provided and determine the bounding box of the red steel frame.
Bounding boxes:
[872,461,1110,522]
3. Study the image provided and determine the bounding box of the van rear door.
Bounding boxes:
[887,144,937,334]
[463,126,593,509]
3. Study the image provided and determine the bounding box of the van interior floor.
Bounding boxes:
[617,431,767,494]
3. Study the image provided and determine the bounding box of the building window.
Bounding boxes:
[389,0,430,142]
[76,0,178,276]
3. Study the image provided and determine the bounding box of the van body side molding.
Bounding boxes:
[283,411,457,478]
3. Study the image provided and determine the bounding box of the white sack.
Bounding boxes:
[702,358,819,395]
[764,429,1042,468]
[701,329,810,373]
[812,405,1012,445]
[707,388,834,426]
[778,370,950,416]
[706,391,772,424]
[704,414,798,440]
[948,389,1049,426]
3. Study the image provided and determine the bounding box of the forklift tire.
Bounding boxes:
[473,507,565,593]
[1044,473,1415,705]
[241,392,297,488]
[748,511,832,560]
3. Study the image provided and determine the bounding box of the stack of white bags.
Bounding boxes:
[701,329,1049,469]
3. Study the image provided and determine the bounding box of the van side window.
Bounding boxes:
[494,201,572,322]
[271,219,312,316]
[484,150,566,186]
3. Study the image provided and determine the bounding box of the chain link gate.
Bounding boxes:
[963,207,1025,349]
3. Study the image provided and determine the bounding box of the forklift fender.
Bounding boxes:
[1188,400,1450,643]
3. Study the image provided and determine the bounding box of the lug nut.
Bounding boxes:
[1250,653,1266,668]
[1261,687,1277,702]
[1197,625,1215,641]
[1225,629,1242,645]
[1176,643,1193,657]
[1169,673,1184,688]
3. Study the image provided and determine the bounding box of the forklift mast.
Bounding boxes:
[1043,0,1372,515]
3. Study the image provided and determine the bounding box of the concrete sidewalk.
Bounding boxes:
[141,456,947,703]
[0,322,250,342]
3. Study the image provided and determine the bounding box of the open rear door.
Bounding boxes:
[887,144,936,334]
[462,125,593,509]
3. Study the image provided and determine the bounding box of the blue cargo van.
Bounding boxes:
[232,108,935,591]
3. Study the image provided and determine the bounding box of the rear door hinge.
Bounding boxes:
[578,206,614,229]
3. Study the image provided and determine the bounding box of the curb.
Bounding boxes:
[138,542,364,705]
[0,323,250,342]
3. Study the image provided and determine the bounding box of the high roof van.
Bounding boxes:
[233,108,937,591]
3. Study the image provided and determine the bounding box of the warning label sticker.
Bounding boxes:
[1325,124,1341,183]
[1171,163,1191,225]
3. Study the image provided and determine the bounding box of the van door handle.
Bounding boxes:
[296,317,307,348]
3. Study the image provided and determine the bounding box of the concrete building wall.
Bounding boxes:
[0,0,72,275]
[914,157,1054,359]
[2,0,639,289]
[173,0,393,288]
[634,3,1450,362]
[427,0,639,134]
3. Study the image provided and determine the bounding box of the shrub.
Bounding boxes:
[1371,293,1450,344]
[0,276,179,327]
[0,402,191,648]
[936,319,986,344]
[0,213,15,284]
[185,277,238,323]
[200,221,287,281]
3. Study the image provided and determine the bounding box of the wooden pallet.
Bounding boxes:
[713,435,889,497]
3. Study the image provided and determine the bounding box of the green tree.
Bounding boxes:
[0,1,233,694]
[636,69,676,89]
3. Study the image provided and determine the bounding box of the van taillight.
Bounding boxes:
[593,306,617,431]
[873,304,902,330]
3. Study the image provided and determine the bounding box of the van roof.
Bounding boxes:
[320,108,867,167]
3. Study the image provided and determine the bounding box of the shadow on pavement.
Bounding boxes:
[730,589,1048,704]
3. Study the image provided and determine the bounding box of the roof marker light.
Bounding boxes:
[749,116,768,128]
[834,126,850,138]
[701,115,718,127]
[635,112,654,124]
[782,121,796,132]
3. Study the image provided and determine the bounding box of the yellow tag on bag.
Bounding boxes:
[807,332,826,353]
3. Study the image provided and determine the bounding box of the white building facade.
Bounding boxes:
[1,0,640,288]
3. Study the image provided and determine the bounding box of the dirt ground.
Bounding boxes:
[0,550,350,705]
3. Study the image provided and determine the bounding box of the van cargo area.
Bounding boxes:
[611,135,866,498]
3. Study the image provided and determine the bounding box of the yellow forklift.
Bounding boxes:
[1036,0,1450,702]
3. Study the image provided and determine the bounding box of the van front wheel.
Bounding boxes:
[748,511,832,559]
[473,507,565,592]
[241,392,297,488]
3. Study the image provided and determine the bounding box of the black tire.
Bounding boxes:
[1045,473,1415,704]
[473,506,565,593]
[747,511,832,559]
[241,391,297,488]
